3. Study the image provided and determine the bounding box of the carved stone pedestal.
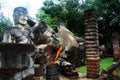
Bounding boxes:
[0,43,35,80]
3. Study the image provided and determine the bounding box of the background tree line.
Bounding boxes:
[1,0,120,54]
[36,0,120,54]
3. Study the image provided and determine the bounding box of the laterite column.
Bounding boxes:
[112,32,120,63]
[84,9,100,79]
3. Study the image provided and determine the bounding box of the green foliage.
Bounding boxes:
[0,13,13,40]
[36,0,84,36]
[45,16,58,30]
[0,13,12,28]
[36,9,58,30]
[80,0,120,50]
[65,0,85,36]
[80,0,96,11]
[36,0,120,49]
[96,0,120,49]
[97,0,120,30]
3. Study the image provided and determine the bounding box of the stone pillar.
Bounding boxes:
[84,9,100,79]
[112,32,120,63]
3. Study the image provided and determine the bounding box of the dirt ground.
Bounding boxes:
[59,73,97,80]
[34,73,97,80]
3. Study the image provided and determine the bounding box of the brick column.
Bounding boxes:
[84,9,100,79]
[112,32,120,63]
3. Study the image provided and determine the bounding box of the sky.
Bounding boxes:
[0,0,45,21]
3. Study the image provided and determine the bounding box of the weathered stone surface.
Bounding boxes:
[0,43,35,53]
[0,43,35,80]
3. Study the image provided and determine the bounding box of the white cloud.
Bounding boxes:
[0,0,45,21]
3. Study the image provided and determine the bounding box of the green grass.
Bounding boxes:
[118,70,120,76]
[100,57,113,72]
[76,57,113,73]
[76,65,87,73]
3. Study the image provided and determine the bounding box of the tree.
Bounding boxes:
[36,0,120,55]
[95,0,120,57]
[36,0,84,36]
[0,13,13,41]
[80,0,120,55]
